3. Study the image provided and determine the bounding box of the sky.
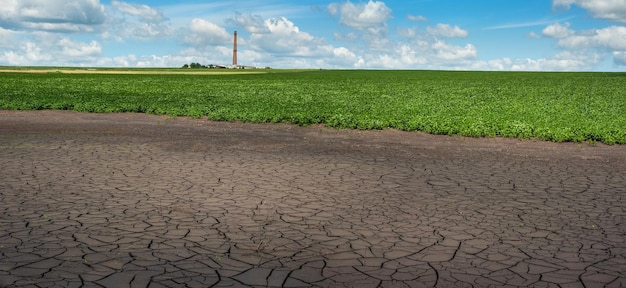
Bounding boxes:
[1,0,625,71]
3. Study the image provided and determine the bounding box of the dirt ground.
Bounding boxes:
[1,110,625,287]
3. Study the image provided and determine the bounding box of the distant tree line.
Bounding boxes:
[182,63,210,69]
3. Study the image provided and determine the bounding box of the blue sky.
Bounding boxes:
[1,0,625,70]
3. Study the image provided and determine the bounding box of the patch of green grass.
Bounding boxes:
[1,69,625,144]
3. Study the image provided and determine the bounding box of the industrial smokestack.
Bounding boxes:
[232,31,237,66]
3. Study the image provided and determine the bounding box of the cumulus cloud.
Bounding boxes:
[469,50,603,71]
[327,0,393,50]
[103,22,174,40]
[59,38,102,58]
[537,23,626,67]
[0,0,106,32]
[0,34,102,65]
[301,46,363,68]
[332,47,361,66]
[353,36,478,69]
[250,17,332,57]
[542,0,626,65]
[433,41,476,60]
[95,53,186,68]
[328,1,392,31]
[556,26,626,51]
[105,1,173,40]
[183,18,231,47]
[111,0,167,23]
[513,51,602,71]
[226,13,267,34]
[1,43,50,65]
[426,24,468,38]
[264,16,303,34]
[553,0,626,23]
[542,22,573,38]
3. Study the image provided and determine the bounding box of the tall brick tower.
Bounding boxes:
[232,31,237,66]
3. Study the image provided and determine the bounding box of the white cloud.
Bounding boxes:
[180,47,231,62]
[353,37,478,69]
[537,23,626,66]
[433,41,476,60]
[542,22,573,38]
[111,0,167,23]
[553,0,626,23]
[333,47,355,59]
[0,34,102,65]
[328,1,392,31]
[407,14,428,22]
[528,32,541,38]
[328,1,393,49]
[333,32,359,41]
[557,26,626,50]
[470,50,603,71]
[264,16,302,34]
[250,17,332,57]
[183,18,232,47]
[105,1,173,40]
[103,22,174,40]
[330,47,362,67]
[475,58,513,71]
[1,42,50,65]
[0,0,106,32]
[135,23,172,38]
[426,24,468,38]
[511,51,602,71]
[226,13,268,34]
[59,38,101,57]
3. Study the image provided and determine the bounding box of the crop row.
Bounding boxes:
[1,70,624,144]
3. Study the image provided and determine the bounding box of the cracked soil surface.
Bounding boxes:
[1,110,626,287]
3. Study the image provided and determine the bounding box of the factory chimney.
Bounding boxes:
[232,31,237,66]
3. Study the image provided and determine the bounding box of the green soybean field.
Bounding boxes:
[1,69,625,144]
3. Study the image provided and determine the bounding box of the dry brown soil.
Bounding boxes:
[1,110,625,287]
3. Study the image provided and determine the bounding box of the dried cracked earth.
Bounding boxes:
[1,110,625,288]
